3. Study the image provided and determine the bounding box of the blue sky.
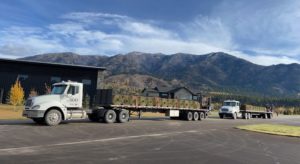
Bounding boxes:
[0,0,300,65]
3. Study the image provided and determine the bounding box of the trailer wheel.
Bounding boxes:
[45,109,62,126]
[117,110,129,123]
[185,111,193,121]
[32,118,45,124]
[243,113,248,119]
[104,110,116,123]
[204,112,208,119]
[193,112,199,121]
[248,113,252,119]
[199,112,205,121]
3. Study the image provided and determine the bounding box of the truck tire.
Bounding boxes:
[232,113,237,120]
[32,118,45,124]
[117,110,129,123]
[243,113,248,119]
[205,112,208,119]
[199,112,205,121]
[193,112,199,121]
[104,110,116,123]
[219,114,224,119]
[185,111,193,121]
[45,109,62,126]
[263,113,267,119]
[248,113,252,119]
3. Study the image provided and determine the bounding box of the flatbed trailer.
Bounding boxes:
[89,89,210,122]
[240,104,273,119]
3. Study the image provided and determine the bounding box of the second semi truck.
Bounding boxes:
[219,100,273,119]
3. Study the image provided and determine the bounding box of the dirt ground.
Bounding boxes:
[0,104,25,120]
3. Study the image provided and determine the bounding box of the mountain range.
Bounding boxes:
[21,52,300,97]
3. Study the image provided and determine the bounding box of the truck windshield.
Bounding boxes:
[223,102,237,106]
[51,85,67,95]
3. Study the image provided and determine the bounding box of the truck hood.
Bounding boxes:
[31,95,61,106]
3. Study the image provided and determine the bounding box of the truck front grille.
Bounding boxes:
[221,108,229,112]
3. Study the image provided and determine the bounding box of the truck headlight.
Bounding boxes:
[32,105,40,110]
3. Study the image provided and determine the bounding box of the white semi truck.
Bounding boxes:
[23,81,211,126]
[218,100,273,119]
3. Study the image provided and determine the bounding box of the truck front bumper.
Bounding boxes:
[23,110,45,118]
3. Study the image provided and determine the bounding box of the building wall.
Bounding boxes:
[0,60,102,104]
[142,91,159,97]
[174,88,193,100]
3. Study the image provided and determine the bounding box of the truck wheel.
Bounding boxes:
[205,113,208,119]
[199,112,205,121]
[243,113,248,119]
[104,110,116,123]
[248,113,252,119]
[263,113,267,119]
[45,109,62,126]
[232,113,237,120]
[185,111,193,121]
[117,110,129,123]
[193,112,199,121]
[219,114,224,119]
[32,118,45,124]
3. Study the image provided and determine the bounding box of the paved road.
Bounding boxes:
[0,116,299,164]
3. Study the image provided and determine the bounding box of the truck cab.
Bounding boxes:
[23,81,86,125]
[219,100,240,119]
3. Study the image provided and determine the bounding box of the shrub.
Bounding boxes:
[8,79,25,108]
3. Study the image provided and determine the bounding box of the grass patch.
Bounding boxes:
[237,124,300,137]
[208,110,219,117]
[0,104,25,120]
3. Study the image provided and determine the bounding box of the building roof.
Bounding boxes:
[168,87,195,95]
[142,88,158,93]
[144,86,195,95]
[154,86,174,92]
[0,57,106,70]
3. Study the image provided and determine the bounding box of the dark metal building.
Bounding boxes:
[0,58,105,104]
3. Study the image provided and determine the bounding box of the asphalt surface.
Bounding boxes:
[0,116,299,164]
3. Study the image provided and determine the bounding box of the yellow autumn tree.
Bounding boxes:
[8,79,25,109]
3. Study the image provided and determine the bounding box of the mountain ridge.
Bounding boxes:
[20,52,300,97]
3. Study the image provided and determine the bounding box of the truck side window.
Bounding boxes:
[68,85,79,95]
[75,86,79,94]
[68,86,75,95]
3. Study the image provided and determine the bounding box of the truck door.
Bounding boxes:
[65,85,80,108]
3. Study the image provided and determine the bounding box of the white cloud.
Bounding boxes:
[229,50,300,65]
[181,15,233,49]
[213,0,300,57]
[62,12,128,21]
[0,11,300,66]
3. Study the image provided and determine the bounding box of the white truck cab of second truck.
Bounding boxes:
[219,100,240,119]
[23,81,85,125]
